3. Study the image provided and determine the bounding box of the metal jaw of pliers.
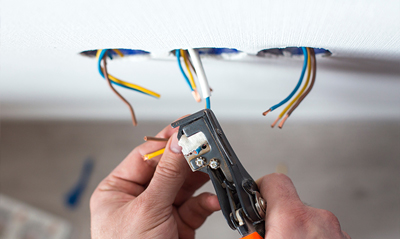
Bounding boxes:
[171,109,266,238]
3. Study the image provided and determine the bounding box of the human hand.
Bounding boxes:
[90,124,220,239]
[257,173,351,239]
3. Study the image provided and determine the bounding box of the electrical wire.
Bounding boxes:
[271,47,312,127]
[279,48,317,128]
[101,50,137,126]
[143,148,165,161]
[113,49,124,57]
[188,48,212,104]
[187,53,197,75]
[181,50,197,90]
[96,49,161,98]
[181,50,201,102]
[144,136,169,142]
[176,49,194,91]
[205,97,211,109]
[263,47,308,116]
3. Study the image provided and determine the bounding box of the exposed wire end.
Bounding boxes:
[102,52,138,126]
[192,90,201,102]
[144,136,169,142]
[143,148,165,161]
[271,117,281,128]
[262,109,271,116]
[278,114,289,129]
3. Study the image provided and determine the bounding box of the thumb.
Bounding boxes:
[145,132,189,207]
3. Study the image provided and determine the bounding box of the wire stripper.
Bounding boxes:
[172,109,266,238]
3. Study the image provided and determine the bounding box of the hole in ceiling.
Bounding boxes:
[80,49,150,58]
[257,47,331,58]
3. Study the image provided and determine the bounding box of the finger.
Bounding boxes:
[144,132,191,207]
[109,124,177,187]
[173,208,195,239]
[257,173,303,210]
[92,124,177,209]
[173,171,210,206]
[342,231,352,239]
[178,192,221,230]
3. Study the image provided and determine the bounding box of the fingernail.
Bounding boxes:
[170,133,182,154]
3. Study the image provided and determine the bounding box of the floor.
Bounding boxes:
[1,120,399,239]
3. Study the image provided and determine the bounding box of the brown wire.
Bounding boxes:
[278,48,316,129]
[102,52,138,126]
[184,50,197,75]
[287,48,317,116]
[144,136,169,142]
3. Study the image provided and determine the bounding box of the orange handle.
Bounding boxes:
[241,232,264,239]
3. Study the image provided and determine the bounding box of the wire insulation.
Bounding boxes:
[206,97,211,109]
[144,136,169,142]
[263,47,308,114]
[287,48,317,116]
[97,49,160,98]
[176,49,194,91]
[279,48,317,128]
[143,148,165,161]
[188,48,211,99]
[181,50,197,90]
[101,51,137,126]
[271,48,312,127]
[113,49,124,57]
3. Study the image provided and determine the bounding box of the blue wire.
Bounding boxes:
[206,97,211,109]
[176,49,194,91]
[269,47,308,112]
[97,49,155,98]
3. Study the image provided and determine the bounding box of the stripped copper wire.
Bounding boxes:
[262,109,271,116]
[102,52,138,126]
[278,48,317,129]
[270,117,281,128]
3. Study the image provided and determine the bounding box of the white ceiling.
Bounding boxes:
[1,0,400,122]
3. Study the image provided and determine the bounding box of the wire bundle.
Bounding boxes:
[96,49,160,126]
[263,47,317,128]
[176,48,212,109]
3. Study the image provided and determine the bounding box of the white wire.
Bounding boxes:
[187,48,211,99]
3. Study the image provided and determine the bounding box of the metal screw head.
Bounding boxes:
[195,157,206,167]
[254,191,266,218]
[209,158,220,169]
[259,197,266,211]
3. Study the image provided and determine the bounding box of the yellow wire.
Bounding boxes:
[97,49,160,98]
[277,47,312,118]
[113,49,124,57]
[96,49,102,59]
[105,71,161,98]
[143,148,165,160]
[181,49,196,90]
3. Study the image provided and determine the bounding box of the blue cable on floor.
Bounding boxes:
[65,157,94,209]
